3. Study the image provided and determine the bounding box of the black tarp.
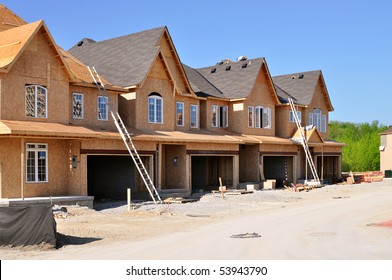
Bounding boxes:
[0,205,56,247]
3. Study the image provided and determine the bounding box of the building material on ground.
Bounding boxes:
[88,66,162,204]
[363,171,383,183]
[219,177,225,199]
[163,197,198,204]
[263,179,276,190]
[127,188,131,212]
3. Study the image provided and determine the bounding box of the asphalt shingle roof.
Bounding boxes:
[191,58,265,99]
[272,70,322,106]
[68,27,165,88]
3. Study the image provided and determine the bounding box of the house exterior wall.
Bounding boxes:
[1,30,69,123]
[231,68,276,136]
[380,134,392,172]
[69,85,118,131]
[0,138,72,198]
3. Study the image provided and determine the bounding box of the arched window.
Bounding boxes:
[148,93,163,124]
[25,85,47,118]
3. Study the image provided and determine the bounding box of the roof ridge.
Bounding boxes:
[196,57,264,70]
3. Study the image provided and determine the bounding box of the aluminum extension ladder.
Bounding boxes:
[87,66,162,203]
[288,98,321,186]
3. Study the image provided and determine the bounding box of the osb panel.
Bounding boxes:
[69,85,118,131]
[162,145,187,189]
[0,138,72,198]
[203,99,231,131]
[186,142,238,151]
[308,78,330,138]
[2,30,70,123]
[81,138,156,151]
[238,69,276,136]
[149,56,171,80]
[0,138,22,198]
[313,145,342,154]
[259,143,298,153]
[275,105,300,138]
[174,95,201,131]
[67,140,84,195]
[135,76,175,131]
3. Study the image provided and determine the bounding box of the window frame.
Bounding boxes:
[26,143,48,183]
[314,108,321,131]
[211,105,218,128]
[262,107,271,129]
[72,93,84,119]
[176,102,184,126]
[248,106,254,128]
[97,96,108,121]
[190,104,198,128]
[321,114,327,133]
[219,106,228,128]
[148,94,163,124]
[25,85,48,118]
[309,113,314,126]
[289,110,301,124]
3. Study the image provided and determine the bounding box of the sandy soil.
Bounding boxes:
[1,180,391,259]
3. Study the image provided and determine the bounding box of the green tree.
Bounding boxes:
[329,121,388,172]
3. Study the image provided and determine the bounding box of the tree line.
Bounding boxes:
[328,121,388,172]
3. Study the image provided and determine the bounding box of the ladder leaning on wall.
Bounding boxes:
[288,97,321,187]
[87,66,162,204]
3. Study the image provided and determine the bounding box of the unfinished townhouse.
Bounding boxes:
[0,4,343,204]
[0,5,127,206]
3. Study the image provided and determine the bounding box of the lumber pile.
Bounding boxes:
[163,197,198,204]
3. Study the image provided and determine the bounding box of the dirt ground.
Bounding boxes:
[1,179,392,259]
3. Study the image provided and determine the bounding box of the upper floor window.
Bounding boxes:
[248,106,271,129]
[314,109,321,131]
[25,85,47,118]
[248,106,254,128]
[26,143,48,183]
[176,102,184,126]
[148,93,163,124]
[190,104,198,128]
[211,105,218,127]
[289,110,302,124]
[219,106,228,128]
[309,113,313,126]
[97,96,108,121]
[72,93,84,119]
[321,114,327,133]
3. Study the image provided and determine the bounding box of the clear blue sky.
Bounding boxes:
[3,0,391,126]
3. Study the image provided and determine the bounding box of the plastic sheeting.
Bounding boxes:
[0,205,56,247]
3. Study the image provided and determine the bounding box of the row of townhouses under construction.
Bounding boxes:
[0,4,343,205]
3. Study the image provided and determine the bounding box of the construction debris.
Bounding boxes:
[163,197,198,204]
[212,189,253,195]
[231,232,261,238]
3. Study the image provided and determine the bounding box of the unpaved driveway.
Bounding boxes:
[1,180,392,259]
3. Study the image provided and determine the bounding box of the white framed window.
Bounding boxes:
[219,106,228,128]
[321,114,327,133]
[211,105,218,127]
[176,102,184,126]
[25,85,47,118]
[72,93,84,119]
[148,93,163,124]
[26,143,48,183]
[190,104,198,128]
[255,106,261,128]
[314,109,321,131]
[289,110,301,123]
[309,113,314,126]
[97,96,108,121]
[262,107,271,129]
[248,106,254,128]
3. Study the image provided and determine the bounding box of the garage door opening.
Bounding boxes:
[191,156,233,191]
[87,155,152,200]
[263,156,294,188]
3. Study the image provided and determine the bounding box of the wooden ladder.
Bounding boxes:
[87,66,162,203]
